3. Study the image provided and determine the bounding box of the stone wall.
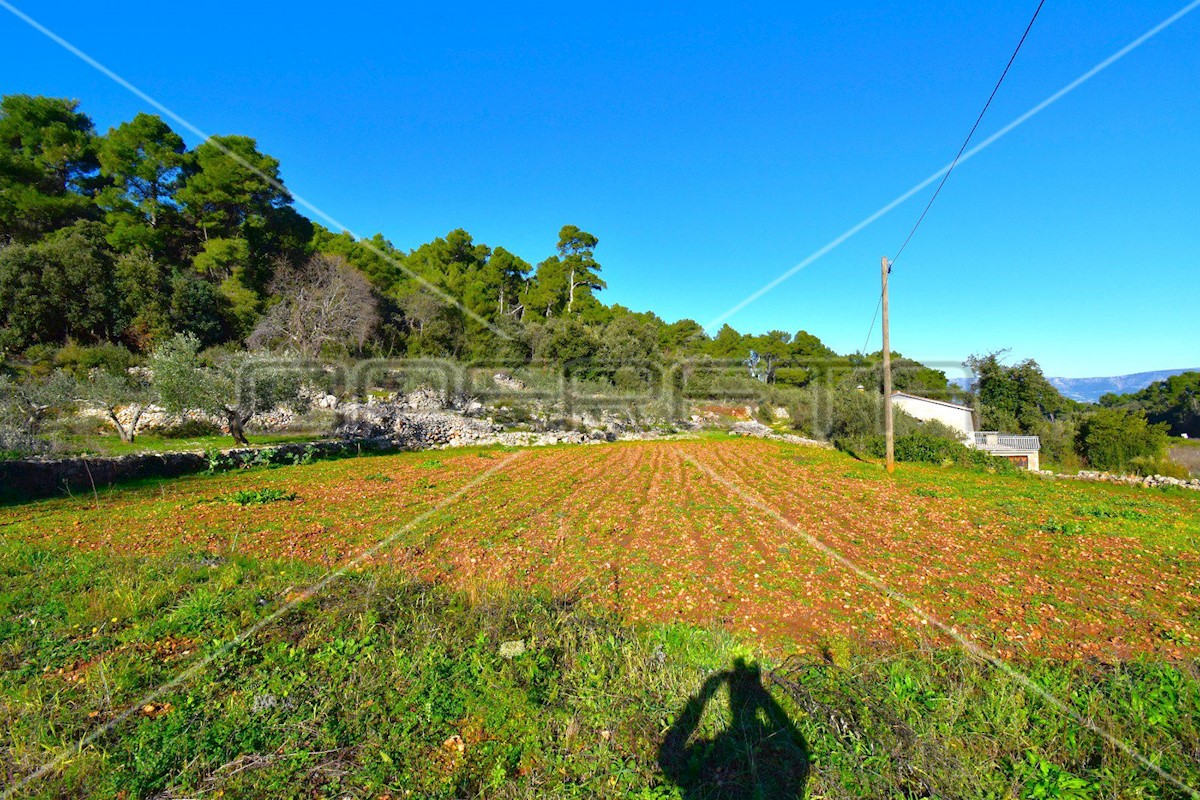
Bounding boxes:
[0,439,388,502]
[1039,469,1200,492]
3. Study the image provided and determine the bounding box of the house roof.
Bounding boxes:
[891,391,973,412]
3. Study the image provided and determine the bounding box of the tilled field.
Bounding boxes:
[6,437,1199,659]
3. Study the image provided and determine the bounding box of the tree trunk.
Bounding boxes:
[107,409,133,444]
[225,408,250,445]
[128,406,145,443]
[567,267,576,314]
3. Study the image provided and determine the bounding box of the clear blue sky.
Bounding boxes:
[3,0,1197,378]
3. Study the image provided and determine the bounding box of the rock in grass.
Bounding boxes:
[499,639,527,659]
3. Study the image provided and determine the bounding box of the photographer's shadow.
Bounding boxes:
[659,658,809,799]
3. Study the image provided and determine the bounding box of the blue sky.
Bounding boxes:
[2,0,1197,378]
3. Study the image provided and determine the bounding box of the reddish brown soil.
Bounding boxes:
[6,439,1199,660]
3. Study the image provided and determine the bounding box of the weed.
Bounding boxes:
[228,489,297,506]
[1079,504,1151,520]
[1041,518,1087,536]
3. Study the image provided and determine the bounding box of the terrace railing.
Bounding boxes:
[974,432,1041,451]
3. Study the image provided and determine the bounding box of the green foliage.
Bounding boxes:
[228,488,297,505]
[0,221,120,350]
[967,352,1072,433]
[95,112,187,252]
[1075,408,1168,473]
[0,95,98,242]
[1102,371,1200,438]
[1040,518,1087,536]
[858,431,1017,472]
[1126,455,1190,480]
[149,418,223,439]
[52,341,133,376]
[830,389,881,443]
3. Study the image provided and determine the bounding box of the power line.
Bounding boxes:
[890,0,1047,269]
[862,0,1047,352]
[862,293,883,355]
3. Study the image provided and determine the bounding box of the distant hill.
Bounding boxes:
[1047,370,1199,402]
[950,369,1198,402]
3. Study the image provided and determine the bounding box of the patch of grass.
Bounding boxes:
[1040,518,1088,536]
[55,433,319,457]
[228,488,297,506]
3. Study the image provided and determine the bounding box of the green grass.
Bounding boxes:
[3,439,1200,797]
[54,432,321,457]
[0,541,1197,798]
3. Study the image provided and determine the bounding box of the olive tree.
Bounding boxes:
[151,333,306,445]
[0,371,73,455]
[71,366,154,443]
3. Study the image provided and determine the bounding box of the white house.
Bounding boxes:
[891,392,976,441]
[891,391,1040,470]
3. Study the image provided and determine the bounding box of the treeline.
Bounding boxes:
[1100,372,1200,438]
[967,352,1188,476]
[0,94,963,401]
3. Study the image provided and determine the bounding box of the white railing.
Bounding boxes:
[974,432,1041,451]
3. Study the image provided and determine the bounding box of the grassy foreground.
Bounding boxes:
[2,439,1200,797]
[1,541,1198,799]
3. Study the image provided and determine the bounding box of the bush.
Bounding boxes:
[858,432,1016,472]
[755,403,775,425]
[1076,408,1168,473]
[1127,455,1191,480]
[149,418,223,439]
[228,488,297,505]
[52,341,134,377]
[1026,417,1077,467]
[830,390,881,443]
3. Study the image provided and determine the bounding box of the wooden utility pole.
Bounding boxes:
[881,256,895,473]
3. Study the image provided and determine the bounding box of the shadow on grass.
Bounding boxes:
[659,658,809,799]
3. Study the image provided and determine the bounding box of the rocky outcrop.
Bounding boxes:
[728,420,833,449]
[492,372,526,391]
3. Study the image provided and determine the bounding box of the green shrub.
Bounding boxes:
[1127,455,1190,480]
[831,390,881,442]
[228,488,296,506]
[52,342,134,377]
[858,432,1016,472]
[1076,408,1168,473]
[755,403,775,425]
[150,418,223,438]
